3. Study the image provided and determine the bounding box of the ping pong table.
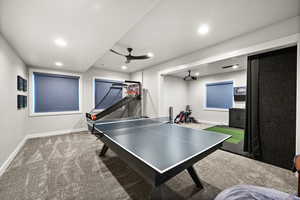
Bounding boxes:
[87,117,230,199]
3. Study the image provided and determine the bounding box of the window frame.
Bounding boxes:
[204,80,235,112]
[29,68,83,117]
[92,76,125,113]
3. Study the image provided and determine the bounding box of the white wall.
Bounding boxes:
[25,67,130,135]
[188,70,247,125]
[131,69,161,117]
[161,76,188,117]
[0,34,27,167]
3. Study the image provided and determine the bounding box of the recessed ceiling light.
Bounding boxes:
[55,62,63,67]
[198,24,209,35]
[147,52,154,58]
[54,38,67,47]
[232,65,239,69]
[195,72,200,76]
[121,65,127,70]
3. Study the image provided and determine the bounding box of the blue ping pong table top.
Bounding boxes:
[91,117,230,174]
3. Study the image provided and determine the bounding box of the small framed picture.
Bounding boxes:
[17,76,23,91]
[23,79,27,92]
[22,96,27,108]
[17,95,23,109]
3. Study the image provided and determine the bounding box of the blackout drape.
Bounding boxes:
[244,46,296,169]
[244,57,261,159]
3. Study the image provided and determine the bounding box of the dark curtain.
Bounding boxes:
[244,56,261,158]
[244,46,296,169]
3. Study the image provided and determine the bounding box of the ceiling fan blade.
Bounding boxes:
[110,49,126,56]
[129,55,150,60]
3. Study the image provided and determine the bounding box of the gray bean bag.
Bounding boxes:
[215,185,300,200]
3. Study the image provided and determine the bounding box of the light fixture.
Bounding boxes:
[54,38,67,47]
[197,24,209,35]
[232,65,239,69]
[195,72,200,76]
[147,52,154,58]
[121,65,127,70]
[55,62,63,67]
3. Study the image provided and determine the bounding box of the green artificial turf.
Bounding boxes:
[204,126,244,144]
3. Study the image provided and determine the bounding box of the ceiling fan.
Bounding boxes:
[110,48,153,64]
[183,70,198,81]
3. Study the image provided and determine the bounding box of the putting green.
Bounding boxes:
[205,126,244,144]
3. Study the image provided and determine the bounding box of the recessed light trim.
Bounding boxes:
[54,38,67,47]
[198,24,209,35]
[195,72,200,76]
[55,62,63,67]
[121,65,127,70]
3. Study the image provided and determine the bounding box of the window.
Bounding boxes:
[33,72,80,113]
[94,79,123,110]
[206,81,233,109]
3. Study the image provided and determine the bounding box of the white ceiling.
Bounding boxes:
[169,55,247,79]
[95,0,300,72]
[0,0,299,73]
[0,0,159,71]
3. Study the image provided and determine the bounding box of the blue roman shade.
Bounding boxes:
[94,79,123,109]
[206,81,233,109]
[33,72,80,113]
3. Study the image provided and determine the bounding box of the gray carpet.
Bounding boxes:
[0,132,297,200]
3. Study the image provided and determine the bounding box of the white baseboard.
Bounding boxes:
[0,127,88,177]
[0,136,27,177]
[198,119,228,126]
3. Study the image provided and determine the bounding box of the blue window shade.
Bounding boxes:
[206,81,233,109]
[95,79,123,109]
[34,72,80,113]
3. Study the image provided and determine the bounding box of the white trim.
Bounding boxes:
[197,120,228,126]
[0,136,27,177]
[0,127,88,177]
[94,121,229,174]
[92,76,125,111]
[28,68,83,117]
[29,111,83,117]
[203,108,229,112]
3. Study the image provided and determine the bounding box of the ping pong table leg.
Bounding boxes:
[187,166,203,189]
[99,144,109,157]
[150,185,162,200]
